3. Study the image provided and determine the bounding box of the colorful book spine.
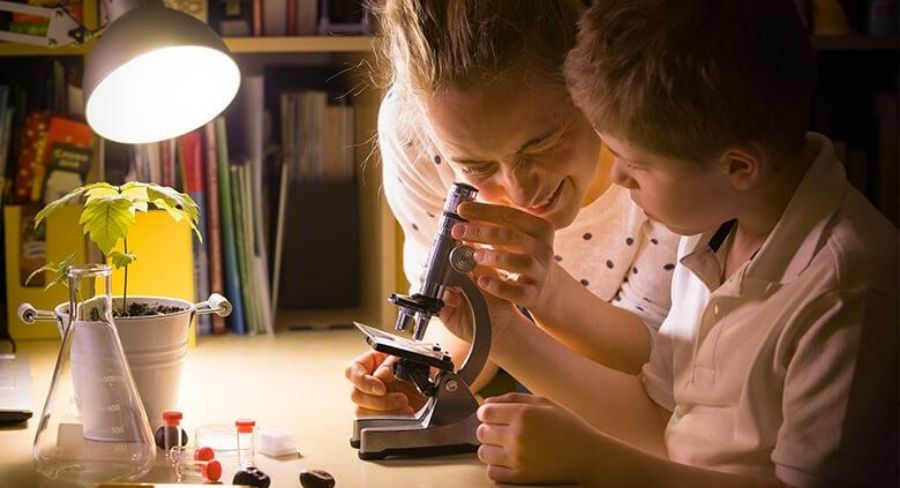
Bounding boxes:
[215,117,246,334]
[180,131,211,335]
[12,111,51,204]
[231,164,258,333]
[204,121,227,334]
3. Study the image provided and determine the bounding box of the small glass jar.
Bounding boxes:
[235,419,256,468]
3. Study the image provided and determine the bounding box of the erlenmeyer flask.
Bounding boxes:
[33,264,155,485]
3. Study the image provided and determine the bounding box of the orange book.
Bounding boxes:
[32,116,94,202]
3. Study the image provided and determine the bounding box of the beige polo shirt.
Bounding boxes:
[641,133,898,487]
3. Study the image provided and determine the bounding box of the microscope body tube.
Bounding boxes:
[395,183,478,341]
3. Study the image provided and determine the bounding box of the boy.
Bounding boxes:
[466,0,899,486]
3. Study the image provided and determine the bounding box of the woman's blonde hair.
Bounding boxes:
[370,0,584,94]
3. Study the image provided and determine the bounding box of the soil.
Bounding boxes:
[113,301,185,318]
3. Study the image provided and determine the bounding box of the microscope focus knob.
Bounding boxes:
[449,245,477,273]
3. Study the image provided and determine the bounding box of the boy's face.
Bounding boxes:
[599,132,738,236]
[421,81,602,230]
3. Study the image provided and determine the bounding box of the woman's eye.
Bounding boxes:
[461,165,494,177]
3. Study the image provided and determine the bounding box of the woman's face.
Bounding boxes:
[420,81,601,230]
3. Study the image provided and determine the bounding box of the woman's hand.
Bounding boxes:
[345,350,426,416]
[438,286,520,347]
[452,202,560,314]
[476,393,602,485]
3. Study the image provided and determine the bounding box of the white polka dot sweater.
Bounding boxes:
[378,91,680,336]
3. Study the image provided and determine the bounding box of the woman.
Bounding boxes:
[346,0,679,415]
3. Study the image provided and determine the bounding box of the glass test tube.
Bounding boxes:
[162,410,186,464]
[176,458,222,483]
[174,446,215,463]
[235,419,256,468]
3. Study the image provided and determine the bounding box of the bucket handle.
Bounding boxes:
[17,303,56,324]
[191,293,232,318]
[17,303,65,339]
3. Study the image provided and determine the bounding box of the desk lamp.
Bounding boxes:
[0,0,240,143]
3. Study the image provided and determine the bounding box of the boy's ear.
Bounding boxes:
[717,146,764,192]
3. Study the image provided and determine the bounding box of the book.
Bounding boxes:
[286,0,297,35]
[215,117,246,334]
[41,139,92,204]
[252,0,262,35]
[263,0,287,35]
[163,0,209,23]
[11,111,51,204]
[3,204,87,340]
[296,0,317,35]
[203,121,227,334]
[180,131,211,335]
[0,85,12,201]
[229,164,249,330]
[210,0,253,36]
[238,74,273,333]
[32,116,93,203]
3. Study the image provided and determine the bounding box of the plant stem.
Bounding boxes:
[123,237,129,316]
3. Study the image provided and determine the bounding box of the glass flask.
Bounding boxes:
[33,264,156,485]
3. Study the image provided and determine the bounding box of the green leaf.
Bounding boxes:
[80,195,136,255]
[108,250,137,269]
[120,183,150,204]
[148,185,201,240]
[25,265,52,287]
[34,188,86,227]
[24,253,75,290]
[83,185,120,205]
[35,182,121,228]
[153,198,183,222]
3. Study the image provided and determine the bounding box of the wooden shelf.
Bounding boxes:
[812,35,900,51]
[0,39,94,57]
[0,36,374,57]
[225,36,374,53]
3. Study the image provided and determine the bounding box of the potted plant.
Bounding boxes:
[18,181,231,426]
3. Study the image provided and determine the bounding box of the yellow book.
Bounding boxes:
[82,0,99,31]
[108,209,197,346]
[4,205,86,340]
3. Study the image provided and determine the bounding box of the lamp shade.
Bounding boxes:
[84,4,240,144]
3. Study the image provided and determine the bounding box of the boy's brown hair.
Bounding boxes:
[565,0,815,163]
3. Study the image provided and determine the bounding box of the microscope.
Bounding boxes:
[351,182,492,460]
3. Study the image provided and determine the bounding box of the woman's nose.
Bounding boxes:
[610,158,639,190]
[500,165,539,208]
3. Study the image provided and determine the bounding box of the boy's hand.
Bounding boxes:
[476,393,598,485]
[452,202,559,314]
[345,350,426,416]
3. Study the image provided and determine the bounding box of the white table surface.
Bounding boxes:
[0,329,532,488]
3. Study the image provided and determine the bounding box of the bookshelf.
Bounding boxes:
[0,36,374,56]
[810,36,899,227]
[0,35,400,334]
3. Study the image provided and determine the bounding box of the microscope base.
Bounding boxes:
[356,410,480,460]
[358,442,477,460]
